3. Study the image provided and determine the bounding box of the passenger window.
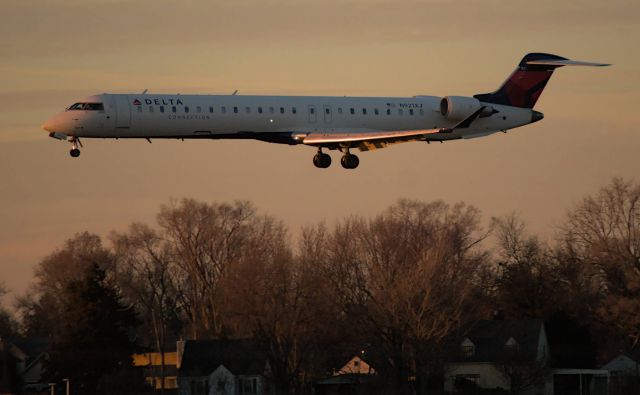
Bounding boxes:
[196,106,202,113]
[221,106,227,113]
[362,108,367,115]
[325,108,330,115]
[409,109,414,115]
[137,106,142,113]
[149,106,154,112]
[386,109,391,115]
[292,107,297,114]
[184,106,190,113]
[419,109,424,116]
[310,108,315,114]
[233,106,238,114]
[278,107,283,114]
[374,108,379,115]
[398,109,403,115]
[350,108,355,115]
[159,106,165,113]
[245,106,251,114]
[269,107,274,114]
[338,108,343,114]
[209,106,214,113]
[258,107,263,114]
[172,106,176,113]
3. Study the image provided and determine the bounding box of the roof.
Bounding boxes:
[178,339,267,377]
[450,320,544,364]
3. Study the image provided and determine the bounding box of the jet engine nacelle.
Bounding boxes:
[440,96,482,120]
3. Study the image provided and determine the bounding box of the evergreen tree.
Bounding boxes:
[48,263,140,394]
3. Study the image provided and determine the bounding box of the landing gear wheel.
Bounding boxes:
[313,152,331,168]
[341,154,359,169]
[70,148,81,158]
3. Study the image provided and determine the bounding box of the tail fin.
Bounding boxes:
[474,53,609,108]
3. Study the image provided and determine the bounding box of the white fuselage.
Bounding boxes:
[42,93,535,144]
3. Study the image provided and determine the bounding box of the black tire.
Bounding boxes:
[313,153,332,168]
[341,154,359,169]
[319,153,331,168]
[70,148,80,158]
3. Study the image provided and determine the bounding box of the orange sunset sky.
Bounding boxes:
[1,0,639,300]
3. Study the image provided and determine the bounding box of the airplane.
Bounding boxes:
[41,53,608,169]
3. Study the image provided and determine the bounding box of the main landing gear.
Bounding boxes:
[311,148,360,169]
[313,149,332,168]
[69,137,82,158]
[340,152,359,169]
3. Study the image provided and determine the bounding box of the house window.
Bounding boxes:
[353,359,360,368]
[455,374,480,387]
[242,378,257,395]
[461,345,474,357]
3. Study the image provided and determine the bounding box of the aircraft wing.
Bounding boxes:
[302,106,486,151]
[302,129,441,151]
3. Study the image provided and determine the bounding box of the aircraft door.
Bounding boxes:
[323,105,332,123]
[308,105,317,123]
[114,95,131,128]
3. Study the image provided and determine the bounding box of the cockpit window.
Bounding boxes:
[68,102,104,111]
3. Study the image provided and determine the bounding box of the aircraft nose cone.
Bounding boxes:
[41,118,54,132]
[531,110,544,123]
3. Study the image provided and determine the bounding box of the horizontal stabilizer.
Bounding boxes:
[526,59,610,67]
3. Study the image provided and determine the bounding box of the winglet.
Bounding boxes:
[526,59,611,67]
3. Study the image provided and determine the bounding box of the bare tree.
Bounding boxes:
[111,223,183,394]
[16,232,115,338]
[319,199,489,394]
[560,177,640,346]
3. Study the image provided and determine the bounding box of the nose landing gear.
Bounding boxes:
[69,137,82,158]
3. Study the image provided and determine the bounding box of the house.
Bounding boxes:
[445,320,609,395]
[601,351,640,395]
[445,320,550,394]
[177,339,272,395]
[1,337,49,393]
[315,348,382,395]
[132,350,179,392]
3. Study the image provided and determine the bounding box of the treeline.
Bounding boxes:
[1,177,639,394]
